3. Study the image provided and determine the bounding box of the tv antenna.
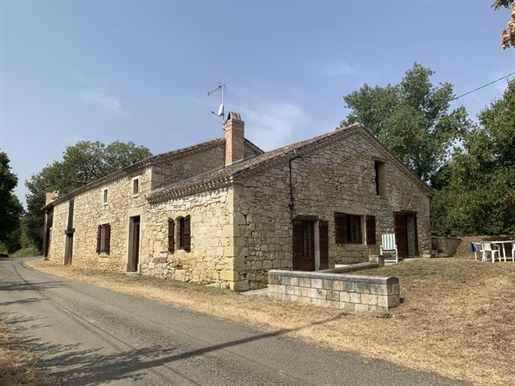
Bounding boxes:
[207,83,225,128]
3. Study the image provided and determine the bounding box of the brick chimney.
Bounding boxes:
[224,112,245,165]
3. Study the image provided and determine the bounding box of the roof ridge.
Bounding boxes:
[148,123,432,202]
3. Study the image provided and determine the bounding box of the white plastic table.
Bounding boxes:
[489,240,515,262]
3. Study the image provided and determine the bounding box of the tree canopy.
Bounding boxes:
[0,152,23,253]
[431,78,515,236]
[493,1,515,49]
[341,63,470,184]
[24,140,152,252]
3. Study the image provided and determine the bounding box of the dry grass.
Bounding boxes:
[20,238,515,385]
[0,319,57,386]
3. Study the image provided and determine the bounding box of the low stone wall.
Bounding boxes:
[431,237,462,257]
[268,270,400,312]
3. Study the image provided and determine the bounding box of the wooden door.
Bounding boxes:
[64,234,73,265]
[394,212,408,257]
[128,216,140,272]
[293,220,315,271]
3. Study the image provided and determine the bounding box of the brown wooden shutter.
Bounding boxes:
[366,215,376,245]
[183,216,191,252]
[105,224,111,254]
[168,219,175,252]
[96,225,101,253]
[334,212,347,244]
[319,220,329,270]
[293,220,303,270]
[67,200,74,229]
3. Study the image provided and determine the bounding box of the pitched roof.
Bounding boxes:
[45,136,263,209]
[148,123,433,203]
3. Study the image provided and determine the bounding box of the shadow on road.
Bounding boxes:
[14,313,347,386]
[0,280,65,293]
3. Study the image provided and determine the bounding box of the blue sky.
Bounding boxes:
[1,0,515,206]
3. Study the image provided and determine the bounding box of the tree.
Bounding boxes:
[23,170,49,252]
[341,63,470,183]
[24,141,152,251]
[0,152,23,253]
[432,79,515,236]
[493,1,515,49]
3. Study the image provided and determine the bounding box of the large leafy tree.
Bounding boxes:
[493,0,515,49]
[432,79,515,236]
[24,141,152,251]
[0,152,23,253]
[341,63,470,183]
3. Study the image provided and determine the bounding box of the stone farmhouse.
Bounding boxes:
[43,112,432,291]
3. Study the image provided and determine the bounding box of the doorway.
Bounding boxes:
[394,212,419,257]
[128,216,141,272]
[64,233,73,265]
[293,219,329,271]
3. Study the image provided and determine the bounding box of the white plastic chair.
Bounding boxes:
[470,242,482,261]
[511,243,515,262]
[380,233,399,263]
[482,242,499,263]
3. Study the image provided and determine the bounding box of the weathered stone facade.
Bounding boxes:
[44,112,431,291]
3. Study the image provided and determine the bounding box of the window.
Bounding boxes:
[335,213,376,245]
[374,160,385,196]
[302,221,314,258]
[96,223,111,254]
[132,178,139,195]
[103,189,108,204]
[167,218,175,252]
[178,215,191,252]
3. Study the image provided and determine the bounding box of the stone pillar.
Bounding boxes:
[369,255,385,267]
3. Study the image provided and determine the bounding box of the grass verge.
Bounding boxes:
[0,319,57,386]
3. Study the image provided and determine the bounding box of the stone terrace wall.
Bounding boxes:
[268,270,400,312]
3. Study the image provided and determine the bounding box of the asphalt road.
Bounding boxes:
[0,257,469,386]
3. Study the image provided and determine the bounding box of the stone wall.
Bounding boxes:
[48,167,152,270]
[47,134,261,274]
[142,186,238,289]
[233,130,430,289]
[150,146,225,190]
[47,127,429,292]
[268,270,400,311]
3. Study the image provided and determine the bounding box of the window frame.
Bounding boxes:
[167,218,175,252]
[102,188,108,205]
[335,212,376,245]
[96,223,111,254]
[132,178,140,196]
[374,160,386,196]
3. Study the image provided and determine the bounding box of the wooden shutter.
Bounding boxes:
[366,215,376,245]
[105,224,111,254]
[168,219,175,252]
[293,220,304,270]
[334,212,347,244]
[67,200,74,229]
[183,216,191,252]
[96,225,101,253]
[319,220,329,270]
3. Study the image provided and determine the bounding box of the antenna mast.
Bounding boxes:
[207,83,225,129]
